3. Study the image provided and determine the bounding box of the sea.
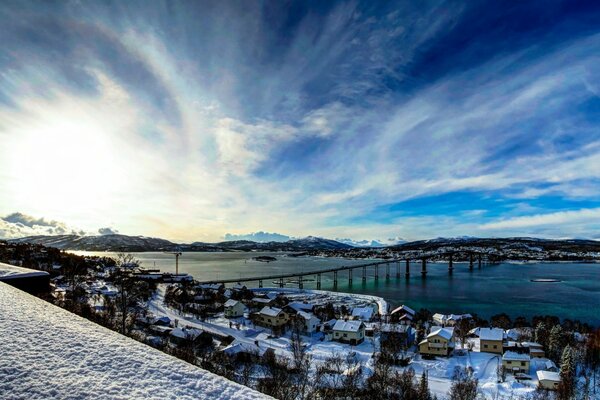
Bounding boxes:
[71,251,600,325]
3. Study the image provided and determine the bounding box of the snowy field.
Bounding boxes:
[0,282,270,400]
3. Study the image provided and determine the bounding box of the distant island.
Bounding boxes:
[6,235,600,261]
[252,256,277,262]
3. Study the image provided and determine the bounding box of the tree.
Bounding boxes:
[535,322,550,349]
[490,313,512,330]
[549,325,566,363]
[418,371,433,400]
[455,317,472,349]
[448,367,478,400]
[557,345,576,400]
[584,329,600,396]
[112,254,148,334]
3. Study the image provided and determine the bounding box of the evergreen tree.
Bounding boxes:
[549,325,565,363]
[535,322,549,349]
[557,345,575,400]
[418,371,432,400]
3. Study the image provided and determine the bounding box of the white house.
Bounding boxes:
[296,311,320,334]
[331,320,365,345]
[224,299,245,318]
[537,370,560,390]
[432,313,447,326]
[502,351,531,374]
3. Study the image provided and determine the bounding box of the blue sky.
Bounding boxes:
[1,0,600,242]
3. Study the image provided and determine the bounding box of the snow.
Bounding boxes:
[502,351,531,361]
[428,327,453,340]
[332,320,363,332]
[479,327,504,341]
[259,306,283,317]
[537,370,560,381]
[0,262,49,280]
[0,282,269,400]
[224,299,239,307]
[351,306,374,321]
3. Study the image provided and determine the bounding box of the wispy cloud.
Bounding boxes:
[1,1,599,241]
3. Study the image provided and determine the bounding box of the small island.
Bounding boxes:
[252,256,277,263]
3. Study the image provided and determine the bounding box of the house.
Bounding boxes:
[250,297,274,309]
[432,313,447,326]
[351,306,375,321]
[419,328,454,357]
[296,311,320,334]
[390,304,416,324]
[169,328,211,346]
[254,307,289,329]
[380,324,415,347]
[479,327,504,354]
[224,299,245,318]
[502,351,531,374]
[536,370,560,390]
[446,314,472,326]
[522,342,545,358]
[331,320,365,345]
[287,302,315,313]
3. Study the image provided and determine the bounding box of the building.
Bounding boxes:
[536,370,560,390]
[351,306,375,321]
[522,342,545,358]
[380,324,415,347]
[479,327,504,354]
[432,313,447,326]
[419,328,455,357]
[502,351,531,374]
[254,307,289,329]
[296,311,321,334]
[224,299,245,318]
[331,320,365,345]
[390,304,415,324]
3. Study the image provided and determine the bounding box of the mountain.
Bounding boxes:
[8,234,352,252]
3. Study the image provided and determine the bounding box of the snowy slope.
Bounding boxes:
[0,282,270,400]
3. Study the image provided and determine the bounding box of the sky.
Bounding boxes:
[1,0,600,243]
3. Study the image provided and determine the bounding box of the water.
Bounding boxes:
[73,251,600,325]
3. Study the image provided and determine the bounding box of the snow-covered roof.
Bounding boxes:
[479,327,504,341]
[0,262,49,280]
[351,307,374,320]
[333,320,364,332]
[502,351,530,361]
[224,299,240,307]
[428,328,453,340]
[390,304,415,315]
[537,370,560,382]
[252,297,273,304]
[287,302,314,312]
[0,282,268,399]
[297,310,319,322]
[259,306,284,317]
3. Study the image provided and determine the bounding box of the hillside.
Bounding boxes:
[9,234,352,252]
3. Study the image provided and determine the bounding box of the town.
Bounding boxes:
[1,240,598,399]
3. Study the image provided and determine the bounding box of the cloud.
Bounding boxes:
[223,231,291,242]
[0,212,81,239]
[480,208,600,230]
[1,2,599,242]
[98,227,119,235]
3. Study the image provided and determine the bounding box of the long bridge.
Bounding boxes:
[196,251,487,290]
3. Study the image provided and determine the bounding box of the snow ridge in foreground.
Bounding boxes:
[0,282,270,400]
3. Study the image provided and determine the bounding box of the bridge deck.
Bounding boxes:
[195,251,483,285]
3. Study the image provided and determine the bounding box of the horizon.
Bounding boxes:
[2,1,600,242]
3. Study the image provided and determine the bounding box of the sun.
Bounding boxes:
[2,98,129,221]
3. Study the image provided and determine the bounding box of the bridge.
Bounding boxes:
[196,251,487,290]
